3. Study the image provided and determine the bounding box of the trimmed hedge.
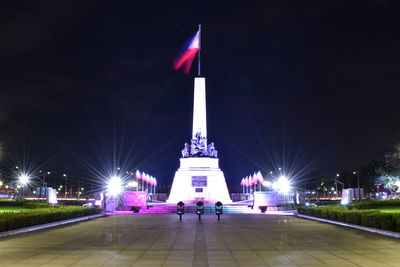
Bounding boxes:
[310,200,341,206]
[0,200,53,208]
[349,199,400,210]
[23,202,52,209]
[57,200,88,206]
[0,200,25,207]
[0,206,101,232]
[298,206,400,232]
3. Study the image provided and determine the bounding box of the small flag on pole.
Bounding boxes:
[173,29,200,74]
[136,170,142,180]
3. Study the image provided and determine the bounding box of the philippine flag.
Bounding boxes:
[173,30,200,74]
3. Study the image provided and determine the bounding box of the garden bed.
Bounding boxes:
[0,206,101,232]
[298,202,400,232]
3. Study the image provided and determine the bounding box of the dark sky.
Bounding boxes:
[1,1,400,191]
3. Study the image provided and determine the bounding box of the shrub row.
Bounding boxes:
[349,199,400,210]
[57,200,88,206]
[23,202,52,209]
[310,200,341,206]
[0,206,101,232]
[298,206,400,232]
[0,200,52,207]
[0,200,25,207]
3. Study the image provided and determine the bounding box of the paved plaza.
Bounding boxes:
[0,214,399,266]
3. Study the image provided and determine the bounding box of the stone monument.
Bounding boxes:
[168,77,231,203]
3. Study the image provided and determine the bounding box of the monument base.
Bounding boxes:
[168,157,231,204]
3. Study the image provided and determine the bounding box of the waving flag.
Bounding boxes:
[257,171,264,183]
[173,30,200,74]
[136,170,142,180]
[252,173,258,184]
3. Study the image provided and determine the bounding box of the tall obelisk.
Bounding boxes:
[168,76,231,204]
[192,77,207,139]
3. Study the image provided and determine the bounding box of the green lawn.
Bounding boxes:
[0,206,29,213]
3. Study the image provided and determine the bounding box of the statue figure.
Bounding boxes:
[185,132,218,157]
[207,142,218,158]
[198,137,206,151]
[190,140,199,156]
[181,143,189,158]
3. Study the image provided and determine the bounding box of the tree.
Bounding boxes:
[358,160,382,191]
[375,175,399,196]
[374,145,400,196]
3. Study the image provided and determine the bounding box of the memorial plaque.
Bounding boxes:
[192,176,207,187]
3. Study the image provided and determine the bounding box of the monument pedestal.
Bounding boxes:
[168,157,231,203]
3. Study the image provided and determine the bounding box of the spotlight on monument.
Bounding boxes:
[177,201,185,221]
[215,201,223,221]
[273,175,291,195]
[18,174,30,186]
[196,201,204,221]
[107,176,122,197]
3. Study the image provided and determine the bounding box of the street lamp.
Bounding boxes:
[18,173,30,198]
[335,173,340,198]
[18,174,30,185]
[107,176,122,197]
[273,175,291,194]
[353,171,361,201]
[63,174,68,199]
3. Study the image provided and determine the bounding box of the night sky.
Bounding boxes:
[1,1,400,191]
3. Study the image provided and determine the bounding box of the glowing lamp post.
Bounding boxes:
[18,174,30,198]
[107,176,123,198]
[273,175,291,195]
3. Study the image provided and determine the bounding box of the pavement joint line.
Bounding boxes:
[0,213,106,238]
[296,213,400,239]
[192,222,208,267]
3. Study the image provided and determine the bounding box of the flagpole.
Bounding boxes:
[198,24,201,76]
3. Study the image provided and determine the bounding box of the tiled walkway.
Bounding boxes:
[0,214,399,266]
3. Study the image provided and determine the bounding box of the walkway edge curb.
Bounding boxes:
[0,213,106,238]
[296,213,400,239]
